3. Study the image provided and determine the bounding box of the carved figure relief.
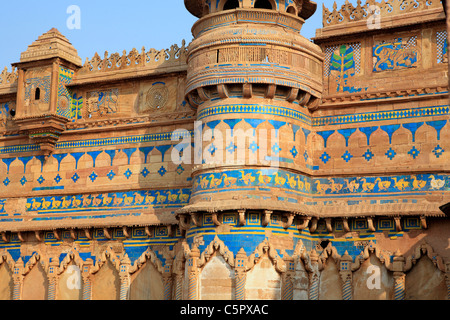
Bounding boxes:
[84,89,119,119]
[0,102,14,129]
[373,37,419,72]
[145,82,169,111]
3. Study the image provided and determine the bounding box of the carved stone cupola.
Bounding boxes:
[12,28,82,157]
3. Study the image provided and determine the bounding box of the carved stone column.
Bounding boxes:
[47,258,60,300]
[235,248,247,301]
[446,263,450,301]
[340,251,353,300]
[393,272,406,300]
[391,250,405,300]
[392,250,406,300]
[12,258,24,300]
[446,274,450,301]
[308,250,320,300]
[81,259,93,301]
[163,258,174,300]
[119,255,131,300]
[174,273,184,300]
[187,247,200,300]
[282,255,295,300]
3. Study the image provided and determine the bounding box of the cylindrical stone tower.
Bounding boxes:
[179,0,323,235]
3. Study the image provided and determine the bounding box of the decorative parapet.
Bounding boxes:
[0,67,17,86]
[79,40,188,74]
[323,0,443,27]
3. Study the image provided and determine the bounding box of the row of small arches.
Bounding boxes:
[213,0,301,17]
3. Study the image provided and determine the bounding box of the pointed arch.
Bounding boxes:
[351,241,394,272]
[404,242,446,273]
[22,251,49,276]
[0,251,14,300]
[404,242,447,300]
[198,235,235,269]
[21,251,49,300]
[57,246,85,275]
[128,247,165,276]
[198,236,236,300]
[0,250,16,272]
[128,247,166,301]
[245,239,286,273]
[244,239,285,300]
[318,242,342,266]
[90,246,121,274]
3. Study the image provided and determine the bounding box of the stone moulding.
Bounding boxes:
[321,86,449,106]
[191,8,306,38]
[14,114,70,157]
[322,0,443,28]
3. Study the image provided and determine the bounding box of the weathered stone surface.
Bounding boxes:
[0,0,447,300]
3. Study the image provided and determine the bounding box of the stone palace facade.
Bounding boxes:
[0,0,448,300]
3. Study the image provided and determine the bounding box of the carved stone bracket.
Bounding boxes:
[262,210,273,227]
[297,217,311,230]
[325,218,333,233]
[14,114,70,158]
[238,210,246,226]
[190,213,202,227]
[367,217,376,232]
[145,226,153,238]
[309,218,318,233]
[178,214,191,230]
[84,229,92,240]
[53,230,61,241]
[394,217,402,232]
[1,232,9,243]
[282,213,295,229]
[211,213,222,226]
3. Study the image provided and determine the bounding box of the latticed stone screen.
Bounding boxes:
[437,30,448,64]
[323,42,361,77]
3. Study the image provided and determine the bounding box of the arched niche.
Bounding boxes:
[200,254,235,300]
[318,257,342,300]
[405,256,447,300]
[0,262,13,300]
[254,0,275,10]
[22,262,48,300]
[58,261,82,300]
[92,260,120,300]
[245,255,282,300]
[353,253,394,300]
[222,0,240,11]
[129,259,164,300]
[286,6,297,15]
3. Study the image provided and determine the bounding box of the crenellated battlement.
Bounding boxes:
[78,41,188,75]
[323,0,443,27]
[0,67,17,87]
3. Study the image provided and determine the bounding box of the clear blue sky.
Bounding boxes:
[0,0,349,68]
